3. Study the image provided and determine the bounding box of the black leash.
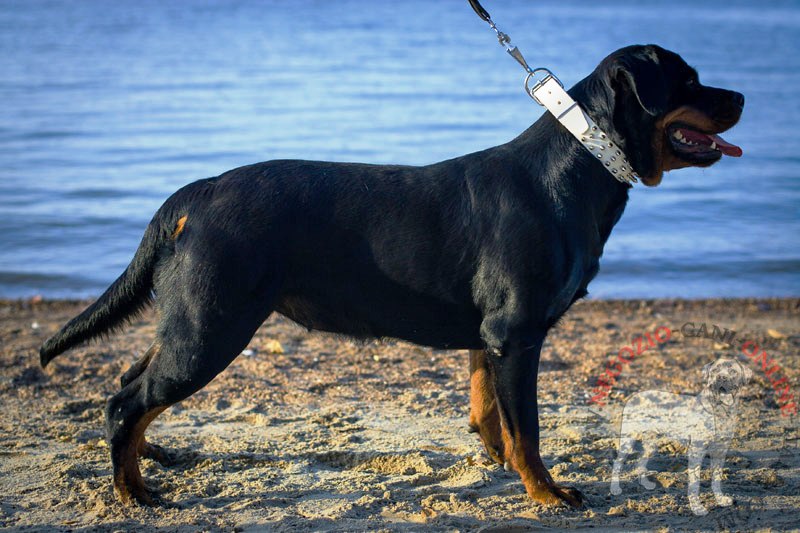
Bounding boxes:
[466,0,538,76]
[467,0,492,23]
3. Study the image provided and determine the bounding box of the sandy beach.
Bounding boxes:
[1,298,798,531]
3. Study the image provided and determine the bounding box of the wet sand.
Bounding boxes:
[1,298,798,531]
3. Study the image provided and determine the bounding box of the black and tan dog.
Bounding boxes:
[40,44,743,506]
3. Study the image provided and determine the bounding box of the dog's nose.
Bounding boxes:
[732,91,745,110]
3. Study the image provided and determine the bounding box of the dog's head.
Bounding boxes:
[588,45,744,186]
[702,358,752,407]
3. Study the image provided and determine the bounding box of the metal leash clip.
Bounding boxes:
[467,0,563,107]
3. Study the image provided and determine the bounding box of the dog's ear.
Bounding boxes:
[738,361,753,384]
[611,51,668,117]
[702,362,712,382]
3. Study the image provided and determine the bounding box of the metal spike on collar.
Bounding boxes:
[467,0,639,186]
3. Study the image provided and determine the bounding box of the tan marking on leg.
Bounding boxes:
[469,349,505,464]
[502,419,583,507]
[170,215,188,240]
[115,406,166,505]
[137,395,171,466]
[486,362,582,507]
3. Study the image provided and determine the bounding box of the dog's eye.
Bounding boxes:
[686,78,698,88]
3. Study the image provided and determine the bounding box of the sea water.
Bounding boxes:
[1,0,798,298]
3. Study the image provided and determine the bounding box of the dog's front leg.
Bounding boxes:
[487,334,583,507]
[710,445,733,507]
[687,441,709,515]
[468,349,505,465]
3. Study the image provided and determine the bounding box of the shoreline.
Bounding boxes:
[4,295,799,303]
[1,297,798,530]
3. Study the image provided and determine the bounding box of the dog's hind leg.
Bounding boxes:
[710,445,733,507]
[637,438,657,490]
[468,349,505,465]
[105,378,166,505]
[117,342,175,466]
[116,342,178,466]
[106,297,274,505]
[687,441,708,515]
[611,436,635,495]
[120,342,159,389]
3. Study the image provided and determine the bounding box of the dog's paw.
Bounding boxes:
[557,486,585,508]
[528,484,585,508]
[690,504,708,516]
[638,473,656,490]
[688,496,708,516]
[610,481,622,496]
[116,481,158,507]
[715,494,733,507]
[474,430,505,465]
[139,442,175,466]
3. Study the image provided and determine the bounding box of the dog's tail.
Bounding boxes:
[39,204,183,368]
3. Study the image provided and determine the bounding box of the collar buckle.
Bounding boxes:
[468,0,638,185]
[525,70,563,106]
[530,75,639,185]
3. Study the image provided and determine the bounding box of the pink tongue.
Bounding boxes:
[680,128,742,157]
[709,133,743,157]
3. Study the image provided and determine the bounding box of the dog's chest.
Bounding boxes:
[544,198,626,321]
[545,254,600,322]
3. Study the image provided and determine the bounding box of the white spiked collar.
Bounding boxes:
[465,0,639,186]
[528,75,638,185]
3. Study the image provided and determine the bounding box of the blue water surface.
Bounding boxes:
[0,0,798,299]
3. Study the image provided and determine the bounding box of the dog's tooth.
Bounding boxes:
[504,461,511,472]
[711,141,717,150]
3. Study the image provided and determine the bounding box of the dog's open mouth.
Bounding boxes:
[667,123,742,163]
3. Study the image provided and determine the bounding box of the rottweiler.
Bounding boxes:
[40,44,743,506]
